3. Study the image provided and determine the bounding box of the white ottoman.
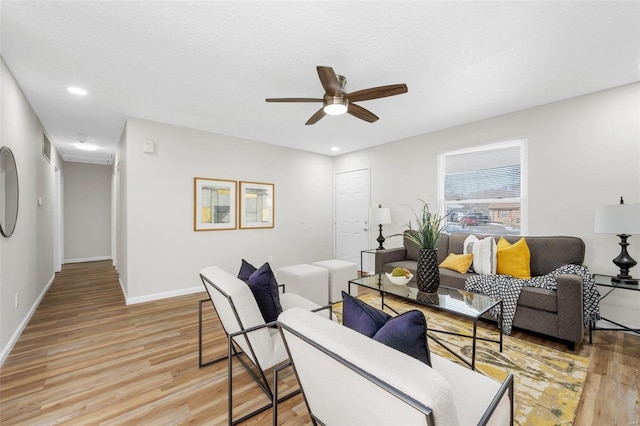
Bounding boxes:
[312,259,359,303]
[276,264,329,306]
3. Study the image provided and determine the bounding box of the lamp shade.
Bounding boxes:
[594,203,640,234]
[371,207,392,225]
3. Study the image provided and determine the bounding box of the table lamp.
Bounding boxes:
[594,197,640,285]
[371,206,392,250]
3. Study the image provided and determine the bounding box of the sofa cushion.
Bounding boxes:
[438,268,473,290]
[519,236,585,276]
[404,232,421,261]
[518,287,557,313]
[247,262,283,323]
[497,237,531,279]
[342,292,432,366]
[439,253,474,274]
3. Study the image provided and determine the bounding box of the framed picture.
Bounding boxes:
[239,181,274,229]
[194,177,237,231]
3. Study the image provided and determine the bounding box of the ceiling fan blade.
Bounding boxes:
[317,66,342,96]
[347,103,379,123]
[305,108,326,125]
[346,84,408,103]
[265,97,323,102]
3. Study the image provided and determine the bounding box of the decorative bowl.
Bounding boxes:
[385,272,413,286]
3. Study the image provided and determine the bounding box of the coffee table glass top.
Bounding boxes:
[349,273,501,319]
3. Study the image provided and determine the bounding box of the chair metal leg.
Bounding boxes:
[228,333,234,426]
[225,329,301,425]
[199,298,234,368]
[230,358,300,425]
[273,364,279,426]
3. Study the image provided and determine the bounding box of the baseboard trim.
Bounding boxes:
[64,256,112,264]
[118,276,127,301]
[125,286,203,305]
[0,273,56,367]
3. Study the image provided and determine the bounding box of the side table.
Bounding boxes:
[360,248,380,276]
[589,273,640,343]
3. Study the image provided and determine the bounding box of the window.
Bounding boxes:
[438,139,527,235]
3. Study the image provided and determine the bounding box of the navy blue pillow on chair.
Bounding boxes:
[247,262,283,323]
[341,291,431,366]
[238,259,257,283]
[373,310,431,366]
[342,291,391,337]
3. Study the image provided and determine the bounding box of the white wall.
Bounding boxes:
[117,118,335,302]
[335,82,640,327]
[0,57,61,364]
[62,162,112,262]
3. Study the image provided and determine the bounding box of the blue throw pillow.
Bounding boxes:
[238,259,257,283]
[247,262,283,323]
[373,310,431,366]
[342,291,391,337]
[341,291,431,366]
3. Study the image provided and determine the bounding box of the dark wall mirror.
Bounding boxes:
[0,146,19,237]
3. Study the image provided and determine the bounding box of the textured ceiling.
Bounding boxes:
[1,1,639,163]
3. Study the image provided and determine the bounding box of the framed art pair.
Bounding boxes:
[194,177,274,231]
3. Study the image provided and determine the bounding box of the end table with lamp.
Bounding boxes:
[591,197,640,342]
[360,206,392,276]
[594,196,640,285]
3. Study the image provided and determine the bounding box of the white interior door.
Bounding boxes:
[335,169,370,273]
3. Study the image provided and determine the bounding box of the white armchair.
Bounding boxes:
[199,266,331,425]
[277,307,514,426]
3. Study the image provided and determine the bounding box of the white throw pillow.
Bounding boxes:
[463,235,497,275]
[463,235,478,273]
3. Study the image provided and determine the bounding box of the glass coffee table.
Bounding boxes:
[348,273,503,370]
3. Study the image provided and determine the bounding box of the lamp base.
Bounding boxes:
[612,234,638,286]
[376,224,386,250]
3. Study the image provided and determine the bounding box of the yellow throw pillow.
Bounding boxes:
[496,237,531,279]
[439,253,474,274]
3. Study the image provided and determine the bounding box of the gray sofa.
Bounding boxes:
[375,233,586,349]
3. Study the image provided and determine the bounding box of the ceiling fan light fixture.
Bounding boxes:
[266,66,407,124]
[323,97,348,115]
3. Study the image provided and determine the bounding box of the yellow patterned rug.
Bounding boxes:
[333,293,589,426]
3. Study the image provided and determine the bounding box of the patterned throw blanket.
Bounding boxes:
[464,264,601,335]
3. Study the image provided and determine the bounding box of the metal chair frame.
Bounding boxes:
[199,273,331,425]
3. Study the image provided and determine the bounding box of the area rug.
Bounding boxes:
[333,293,589,426]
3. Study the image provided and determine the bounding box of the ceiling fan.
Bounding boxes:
[265,66,408,125]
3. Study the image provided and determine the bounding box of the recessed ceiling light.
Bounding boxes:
[74,142,98,151]
[67,87,87,96]
[331,147,340,152]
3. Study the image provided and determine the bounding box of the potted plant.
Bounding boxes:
[404,199,447,293]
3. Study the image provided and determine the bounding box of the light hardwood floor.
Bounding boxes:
[1,261,638,425]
